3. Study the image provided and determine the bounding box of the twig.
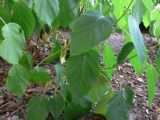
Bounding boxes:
[0,17,6,25]
[0,102,11,109]
[116,0,134,23]
[8,104,27,118]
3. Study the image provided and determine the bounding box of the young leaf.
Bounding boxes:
[146,64,158,105]
[34,0,59,26]
[27,96,49,120]
[117,42,134,64]
[103,44,116,79]
[70,11,113,55]
[66,49,100,99]
[49,93,65,120]
[19,51,32,70]
[6,65,29,98]
[0,23,25,64]
[11,3,35,38]
[128,15,146,63]
[106,88,134,120]
[87,72,111,102]
[30,67,51,84]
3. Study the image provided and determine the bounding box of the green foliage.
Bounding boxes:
[66,49,100,99]
[117,42,134,64]
[0,23,25,64]
[103,44,116,79]
[19,51,32,70]
[30,67,51,84]
[49,93,65,120]
[70,11,113,55]
[34,0,59,26]
[146,64,158,105]
[88,71,111,102]
[128,15,146,63]
[27,96,49,120]
[106,88,134,120]
[64,99,92,120]
[11,3,35,38]
[0,0,159,119]
[6,65,29,97]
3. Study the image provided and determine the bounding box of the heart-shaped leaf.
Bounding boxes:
[34,0,59,26]
[70,11,113,55]
[106,88,134,120]
[27,96,49,120]
[12,3,35,38]
[6,65,29,98]
[0,23,25,64]
[49,93,65,120]
[67,49,100,99]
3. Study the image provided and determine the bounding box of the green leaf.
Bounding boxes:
[49,93,65,120]
[53,0,79,27]
[6,65,29,98]
[0,7,10,39]
[64,99,91,120]
[156,55,160,73]
[128,49,146,74]
[132,0,146,24]
[93,89,114,115]
[70,11,113,55]
[117,42,134,64]
[87,72,111,102]
[146,64,158,105]
[66,49,100,99]
[141,0,154,11]
[34,0,59,26]
[54,64,66,85]
[0,23,25,64]
[128,15,146,63]
[106,88,134,120]
[19,51,32,70]
[27,96,49,120]
[103,44,116,79]
[45,41,61,63]
[11,3,35,38]
[149,21,160,37]
[112,0,132,29]
[126,36,146,74]
[30,67,51,84]
[150,7,160,22]
[143,11,151,28]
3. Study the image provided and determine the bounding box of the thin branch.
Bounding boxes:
[116,0,134,23]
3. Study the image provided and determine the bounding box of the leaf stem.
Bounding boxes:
[0,17,6,25]
[36,48,63,66]
[116,0,134,23]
